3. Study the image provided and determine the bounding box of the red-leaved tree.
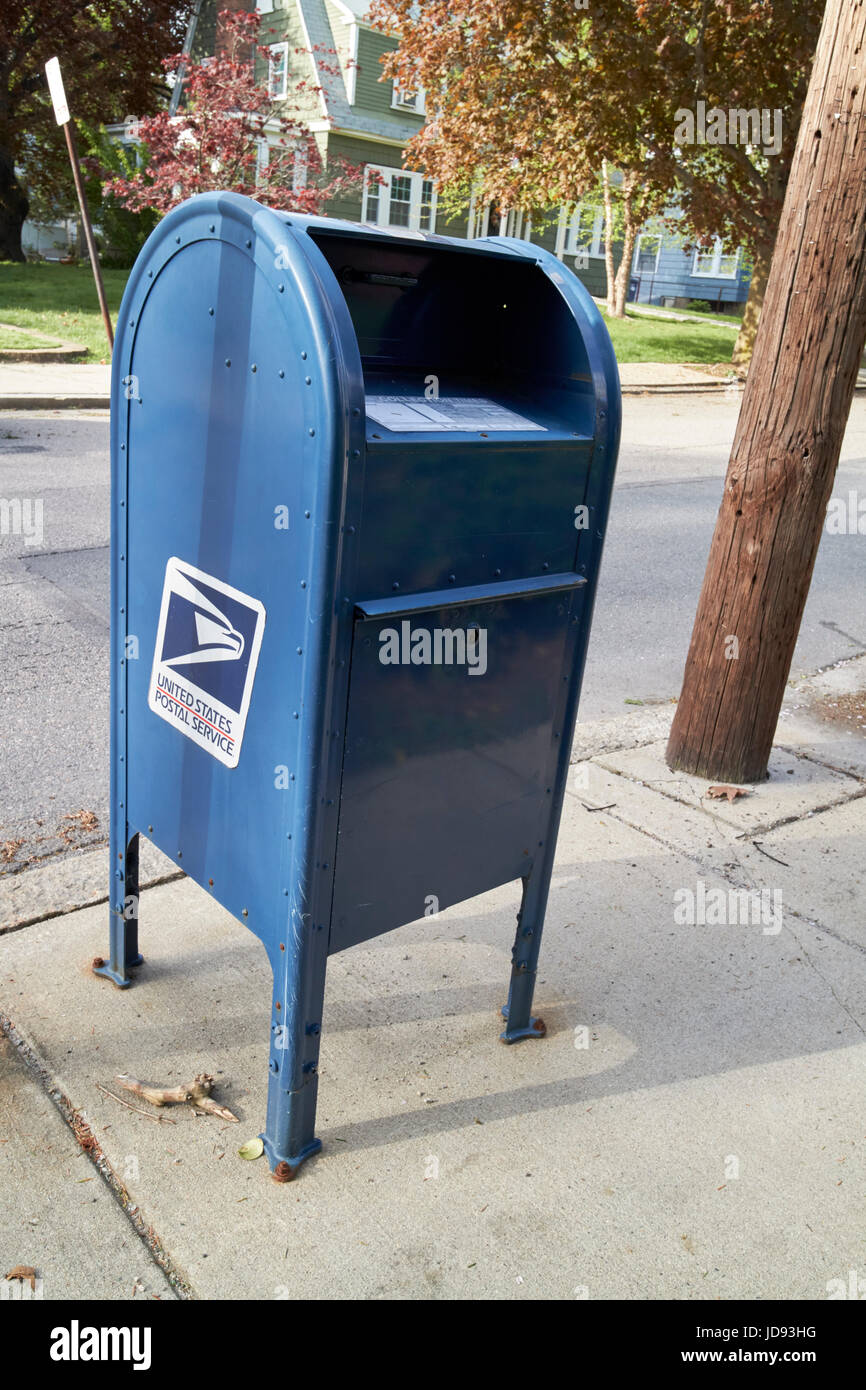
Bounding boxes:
[106,10,362,217]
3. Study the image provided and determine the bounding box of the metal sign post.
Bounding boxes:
[44,56,114,350]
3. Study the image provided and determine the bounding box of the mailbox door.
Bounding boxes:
[329,579,584,953]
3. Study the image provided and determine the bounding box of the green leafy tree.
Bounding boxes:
[371,1,821,353]
[0,1,193,261]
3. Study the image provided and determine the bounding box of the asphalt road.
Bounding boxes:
[1,395,864,873]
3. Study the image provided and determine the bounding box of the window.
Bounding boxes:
[256,0,274,12]
[563,204,604,259]
[388,173,412,227]
[633,232,662,274]
[692,239,740,278]
[264,142,309,193]
[419,178,435,232]
[362,165,437,233]
[392,83,426,115]
[268,42,288,100]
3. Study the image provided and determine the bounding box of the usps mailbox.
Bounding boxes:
[99,192,620,1178]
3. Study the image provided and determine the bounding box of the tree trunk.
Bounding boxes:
[731,241,772,375]
[602,159,616,316]
[0,144,29,262]
[608,171,638,317]
[666,0,866,784]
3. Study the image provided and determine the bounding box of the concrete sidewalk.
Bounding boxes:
[0,361,742,410]
[1,657,864,1300]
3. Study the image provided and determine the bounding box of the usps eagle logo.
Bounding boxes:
[148,558,266,768]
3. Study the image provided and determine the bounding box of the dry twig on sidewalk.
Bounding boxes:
[116,1072,239,1122]
[95,1080,175,1124]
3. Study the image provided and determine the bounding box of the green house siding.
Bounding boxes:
[325,134,403,221]
[354,28,421,124]
[325,133,468,236]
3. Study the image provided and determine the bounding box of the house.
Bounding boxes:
[194,0,752,311]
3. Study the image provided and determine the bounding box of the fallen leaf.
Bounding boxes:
[5,1266,37,1291]
[706,784,750,803]
[238,1137,265,1161]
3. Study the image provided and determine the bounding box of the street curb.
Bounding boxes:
[0,840,183,936]
[0,395,110,410]
[0,1011,194,1299]
[1,385,734,410]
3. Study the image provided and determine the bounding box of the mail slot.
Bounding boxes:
[99,192,621,1178]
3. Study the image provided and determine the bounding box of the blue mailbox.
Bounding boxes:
[98,192,620,1178]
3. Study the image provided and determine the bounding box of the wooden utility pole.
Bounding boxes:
[666,0,866,783]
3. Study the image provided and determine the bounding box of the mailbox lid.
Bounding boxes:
[329,576,585,953]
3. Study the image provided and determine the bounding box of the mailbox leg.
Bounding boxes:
[94,832,144,989]
[501,874,548,1043]
[262,944,327,1180]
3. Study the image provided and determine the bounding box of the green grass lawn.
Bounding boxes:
[0,261,740,366]
[600,306,739,364]
[0,261,127,362]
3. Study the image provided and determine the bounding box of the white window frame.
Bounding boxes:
[362,165,437,233]
[467,191,490,239]
[261,141,309,194]
[391,82,426,115]
[692,238,740,279]
[268,42,288,100]
[632,231,662,275]
[563,204,605,259]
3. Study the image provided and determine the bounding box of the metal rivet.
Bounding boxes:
[308,428,315,436]
[242,908,249,917]
[301,350,307,360]
[225,359,231,367]
[279,369,285,378]
[251,364,257,373]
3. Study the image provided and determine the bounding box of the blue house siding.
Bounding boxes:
[630,238,751,310]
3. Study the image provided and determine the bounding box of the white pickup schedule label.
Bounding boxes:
[366,395,546,432]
